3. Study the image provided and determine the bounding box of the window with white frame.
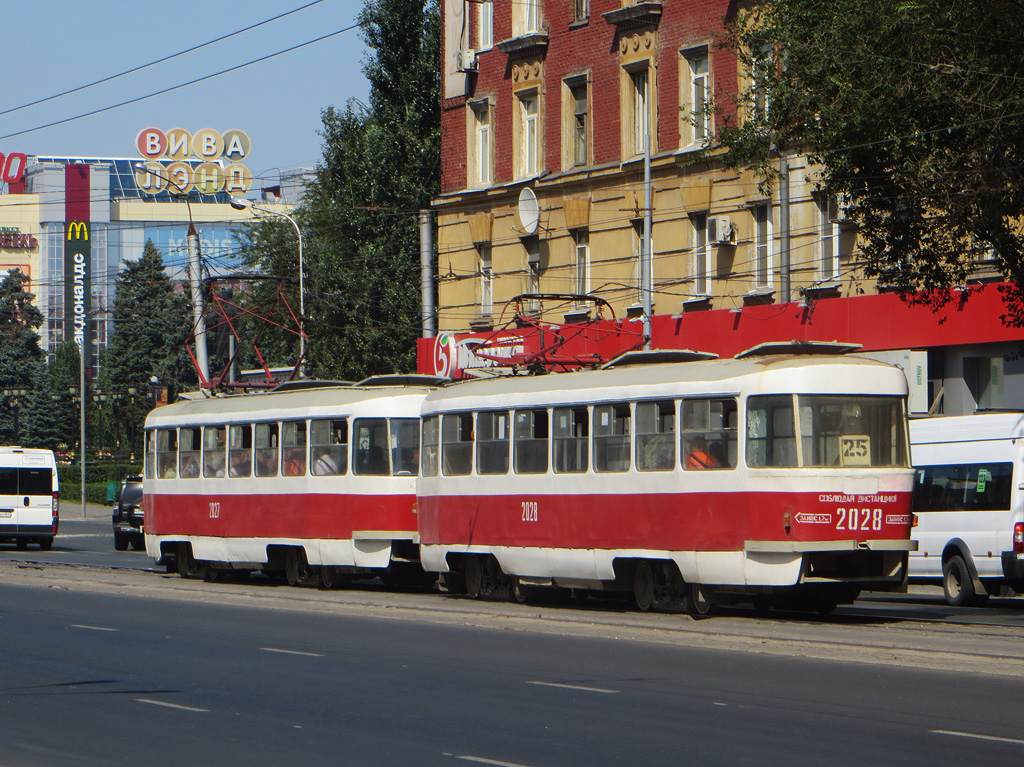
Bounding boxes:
[476,0,493,51]
[632,219,653,304]
[566,79,588,168]
[692,213,710,296]
[753,203,772,289]
[574,0,589,22]
[752,43,773,120]
[479,243,493,316]
[682,48,710,146]
[524,237,540,314]
[469,99,492,188]
[816,194,840,281]
[517,91,540,178]
[628,66,650,157]
[513,0,541,36]
[573,229,589,299]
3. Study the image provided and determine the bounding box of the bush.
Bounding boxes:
[58,462,141,504]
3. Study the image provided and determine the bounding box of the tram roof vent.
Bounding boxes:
[601,349,718,369]
[355,374,451,388]
[270,379,355,392]
[735,340,863,359]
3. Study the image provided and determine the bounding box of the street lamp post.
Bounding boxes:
[1,387,28,444]
[229,197,305,368]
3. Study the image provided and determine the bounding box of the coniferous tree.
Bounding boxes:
[0,269,45,443]
[101,240,194,457]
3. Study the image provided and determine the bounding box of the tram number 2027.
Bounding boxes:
[521,501,539,522]
[836,507,882,531]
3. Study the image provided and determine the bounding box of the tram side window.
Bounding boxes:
[157,428,178,478]
[229,424,252,478]
[682,398,736,470]
[554,407,589,474]
[282,421,307,476]
[179,427,201,478]
[255,423,279,477]
[145,430,156,479]
[594,404,631,472]
[203,426,227,477]
[637,400,676,471]
[354,418,390,476]
[515,409,549,474]
[311,419,348,476]
[746,396,796,468]
[477,410,510,475]
[913,463,1013,512]
[442,413,474,476]
[421,416,440,477]
[390,418,420,476]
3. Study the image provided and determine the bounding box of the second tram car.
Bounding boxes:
[143,381,437,587]
[417,352,916,614]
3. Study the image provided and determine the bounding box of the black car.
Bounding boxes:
[112,476,145,551]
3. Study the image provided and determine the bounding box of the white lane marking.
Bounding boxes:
[260,647,324,657]
[932,730,1024,746]
[456,756,536,767]
[527,680,619,694]
[70,624,118,632]
[136,698,208,713]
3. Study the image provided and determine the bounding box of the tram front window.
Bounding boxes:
[747,394,908,468]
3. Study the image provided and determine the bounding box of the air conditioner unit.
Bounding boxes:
[456,49,478,72]
[710,215,733,244]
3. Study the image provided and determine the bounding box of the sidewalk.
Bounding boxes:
[59,501,111,521]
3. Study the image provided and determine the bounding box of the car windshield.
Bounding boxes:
[120,483,143,505]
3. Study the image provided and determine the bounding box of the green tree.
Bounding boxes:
[237,0,440,380]
[0,269,45,443]
[718,0,1024,317]
[47,341,82,450]
[101,240,194,457]
[20,366,62,450]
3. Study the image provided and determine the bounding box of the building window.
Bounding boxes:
[479,243,493,316]
[476,0,493,51]
[632,220,653,305]
[752,43,773,120]
[682,49,710,146]
[692,213,710,296]
[574,0,589,22]
[753,204,772,289]
[565,79,588,168]
[514,0,541,36]
[573,229,589,298]
[516,91,541,178]
[627,66,650,157]
[816,194,839,281]
[469,100,492,188]
[524,236,540,315]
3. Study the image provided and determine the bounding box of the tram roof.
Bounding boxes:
[424,354,908,409]
[145,383,437,427]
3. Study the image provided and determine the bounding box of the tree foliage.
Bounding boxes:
[236,0,440,380]
[719,0,1024,317]
[100,240,194,456]
[0,269,45,444]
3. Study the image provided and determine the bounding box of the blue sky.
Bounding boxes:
[1,0,370,187]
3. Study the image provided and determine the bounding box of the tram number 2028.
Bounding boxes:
[521,501,539,522]
[836,507,882,531]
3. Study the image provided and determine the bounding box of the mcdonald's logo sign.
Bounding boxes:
[66,221,89,240]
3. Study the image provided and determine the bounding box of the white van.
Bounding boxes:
[0,447,60,551]
[909,413,1024,605]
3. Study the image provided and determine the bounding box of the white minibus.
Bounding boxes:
[909,413,1024,605]
[0,447,60,551]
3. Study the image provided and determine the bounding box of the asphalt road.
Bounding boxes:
[2,577,1023,767]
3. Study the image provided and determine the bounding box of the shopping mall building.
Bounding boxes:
[0,130,309,374]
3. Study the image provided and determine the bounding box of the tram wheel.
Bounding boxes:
[285,547,311,587]
[318,566,335,590]
[688,582,716,616]
[509,576,532,604]
[177,544,199,579]
[632,561,655,612]
[463,555,483,599]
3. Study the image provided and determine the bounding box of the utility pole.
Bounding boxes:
[186,222,209,383]
[420,210,436,338]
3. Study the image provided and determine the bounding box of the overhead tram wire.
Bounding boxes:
[0,0,329,120]
[0,25,359,142]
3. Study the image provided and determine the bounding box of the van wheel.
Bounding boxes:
[38,538,53,552]
[943,555,988,606]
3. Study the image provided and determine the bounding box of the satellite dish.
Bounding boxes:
[517,187,539,234]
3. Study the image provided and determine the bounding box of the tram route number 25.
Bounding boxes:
[836,507,882,531]
[521,501,539,522]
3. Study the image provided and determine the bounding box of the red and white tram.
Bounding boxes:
[143,379,440,587]
[416,350,917,614]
